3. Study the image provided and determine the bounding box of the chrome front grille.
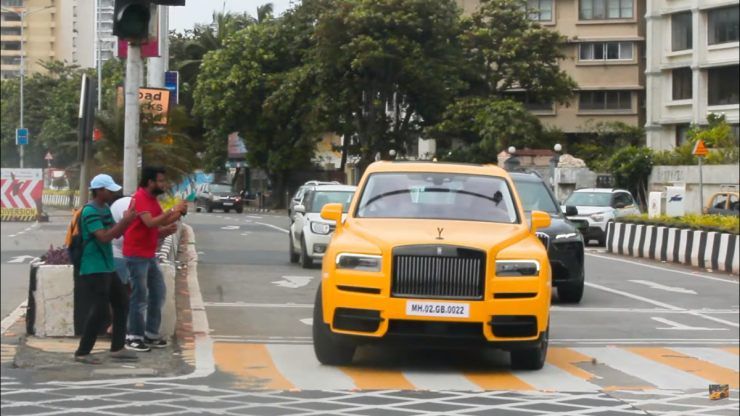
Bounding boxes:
[536,232,550,250]
[391,246,485,300]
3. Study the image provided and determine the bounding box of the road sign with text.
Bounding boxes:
[15,128,28,146]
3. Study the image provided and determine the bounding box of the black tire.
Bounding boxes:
[558,277,585,303]
[300,237,312,268]
[510,327,549,370]
[236,207,243,214]
[289,234,300,263]
[312,285,356,365]
[206,203,214,213]
[195,202,202,213]
[224,208,230,213]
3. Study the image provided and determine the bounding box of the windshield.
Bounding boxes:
[565,192,612,207]
[356,172,518,223]
[306,191,354,213]
[514,180,559,214]
[210,184,232,193]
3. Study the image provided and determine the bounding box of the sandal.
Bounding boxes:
[74,354,102,365]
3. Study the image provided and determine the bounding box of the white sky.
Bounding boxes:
[169,0,298,33]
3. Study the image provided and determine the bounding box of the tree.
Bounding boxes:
[311,0,466,169]
[430,0,576,160]
[608,146,654,207]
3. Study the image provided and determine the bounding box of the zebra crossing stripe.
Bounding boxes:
[574,347,711,390]
[514,364,601,392]
[407,371,484,391]
[213,343,294,390]
[546,347,597,381]
[340,366,415,390]
[672,347,739,372]
[628,347,739,388]
[267,344,356,390]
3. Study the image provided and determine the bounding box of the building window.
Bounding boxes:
[671,12,693,51]
[2,41,21,50]
[527,0,553,21]
[708,65,739,106]
[579,42,633,61]
[675,124,690,146]
[580,0,633,20]
[579,91,632,110]
[508,92,554,112]
[672,67,692,100]
[708,6,739,45]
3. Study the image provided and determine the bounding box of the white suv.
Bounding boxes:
[562,188,641,245]
[289,184,357,268]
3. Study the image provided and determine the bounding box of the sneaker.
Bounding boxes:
[110,349,139,361]
[144,337,168,349]
[125,339,151,352]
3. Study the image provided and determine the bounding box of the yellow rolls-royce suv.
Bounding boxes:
[314,162,552,370]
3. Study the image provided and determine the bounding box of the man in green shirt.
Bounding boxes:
[74,174,137,364]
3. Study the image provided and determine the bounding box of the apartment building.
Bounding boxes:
[0,0,116,79]
[0,0,55,79]
[458,0,646,137]
[645,0,739,150]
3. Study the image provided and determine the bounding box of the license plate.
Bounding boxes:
[223,202,233,206]
[406,301,470,318]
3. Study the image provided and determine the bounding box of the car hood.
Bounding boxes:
[566,206,612,216]
[535,215,579,237]
[339,218,529,254]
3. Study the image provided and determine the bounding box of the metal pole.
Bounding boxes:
[96,0,102,110]
[699,156,704,213]
[146,5,165,88]
[19,10,24,168]
[123,44,142,195]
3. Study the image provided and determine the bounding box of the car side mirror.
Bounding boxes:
[294,205,306,214]
[565,205,578,216]
[530,210,551,233]
[321,203,343,229]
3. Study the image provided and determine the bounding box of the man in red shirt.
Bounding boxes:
[124,166,186,352]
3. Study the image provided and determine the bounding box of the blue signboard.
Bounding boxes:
[164,71,179,106]
[15,128,28,146]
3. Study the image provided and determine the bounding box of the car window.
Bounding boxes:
[614,193,631,207]
[513,180,559,214]
[565,192,612,207]
[729,194,739,211]
[356,172,519,224]
[713,194,728,209]
[210,184,232,193]
[306,191,354,213]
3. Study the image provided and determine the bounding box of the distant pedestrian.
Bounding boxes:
[124,166,185,352]
[74,174,138,364]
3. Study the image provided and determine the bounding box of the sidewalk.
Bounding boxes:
[0,227,198,381]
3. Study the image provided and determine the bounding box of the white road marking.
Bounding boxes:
[240,232,251,236]
[403,370,482,391]
[267,344,356,389]
[629,280,697,295]
[1,300,26,334]
[220,225,239,230]
[671,347,740,371]
[8,234,17,238]
[551,307,739,314]
[586,252,739,285]
[7,255,36,264]
[551,339,738,345]
[256,222,289,234]
[515,364,600,392]
[299,318,313,326]
[272,275,313,289]
[246,215,263,219]
[651,317,726,331]
[574,347,713,390]
[204,302,313,308]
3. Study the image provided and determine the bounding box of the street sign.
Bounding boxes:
[44,152,53,161]
[164,70,179,105]
[15,128,28,146]
[692,139,708,157]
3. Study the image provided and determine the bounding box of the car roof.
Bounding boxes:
[307,185,357,192]
[573,188,630,194]
[303,180,340,186]
[365,161,509,177]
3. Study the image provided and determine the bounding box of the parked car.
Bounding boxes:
[313,162,552,370]
[511,172,585,303]
[288,180,341,222]
[562,188,641,245]
[290,185,356,268]
[705,190,739,216]
[195,183,243,213]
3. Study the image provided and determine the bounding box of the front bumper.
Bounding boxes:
[568,216,607,239]
[210,199,241,209]
[321,281,550,348]
[305,232,332,259]
[548,240,584,286]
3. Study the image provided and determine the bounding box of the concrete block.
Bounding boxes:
[33,265,75,337]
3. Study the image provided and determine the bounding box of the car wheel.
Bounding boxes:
[312,285,355,366]
[510,326,548,370]
[206,203,214,213]
[236,206,243,214]
[195,204,202,213]
[289,234,300,264]
[300,237,312,268]
[558,268,585,304]
[224,208,230,213]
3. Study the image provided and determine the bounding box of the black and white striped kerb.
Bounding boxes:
[606,222,739,275]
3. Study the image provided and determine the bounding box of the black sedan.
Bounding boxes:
[195,183,244,213]
[511,172,586,303]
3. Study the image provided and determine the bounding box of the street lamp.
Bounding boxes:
[550,143,562,193]
[1,5,54,168]
[504,146,520,171]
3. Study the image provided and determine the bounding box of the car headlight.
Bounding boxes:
[310,221,332,235]
[555,232,579,240]
[495,260,540,277]
[336,253,382,272]
[590,212,606,222]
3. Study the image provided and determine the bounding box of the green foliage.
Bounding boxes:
[653,114,739,166]
[568,122,645,171]
[607,146,653,206]
[619,214,739,235]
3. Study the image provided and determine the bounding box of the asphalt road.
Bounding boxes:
[1,210,738,415]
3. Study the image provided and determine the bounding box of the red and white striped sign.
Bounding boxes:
[0,169,43,210]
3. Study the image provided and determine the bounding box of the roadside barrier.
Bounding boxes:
[42,190,79,208]
[606,222,739,275]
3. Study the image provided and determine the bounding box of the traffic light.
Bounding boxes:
[113,0,151,41]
